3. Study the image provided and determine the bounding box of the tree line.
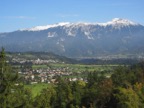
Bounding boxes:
[1,48,144,108]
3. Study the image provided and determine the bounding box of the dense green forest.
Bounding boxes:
[1,49,144,108]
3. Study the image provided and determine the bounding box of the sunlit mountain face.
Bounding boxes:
[0,18,144,58]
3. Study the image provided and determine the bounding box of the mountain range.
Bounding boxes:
[0,18,144,58]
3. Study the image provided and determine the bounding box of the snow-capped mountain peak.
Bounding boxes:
[20,22,70,31]
[111,18,137,25]
[99,18,139,26]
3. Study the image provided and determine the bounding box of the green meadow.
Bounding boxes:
[24,83,50,97]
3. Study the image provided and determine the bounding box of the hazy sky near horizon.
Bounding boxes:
[0,0,144,32]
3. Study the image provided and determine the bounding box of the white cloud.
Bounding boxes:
[0,16,36,19]
[15,16,36,19]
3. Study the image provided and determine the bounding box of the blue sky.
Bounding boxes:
[0,0,144,32]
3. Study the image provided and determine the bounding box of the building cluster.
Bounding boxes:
[11,58,60,64]
[19,66,84,84]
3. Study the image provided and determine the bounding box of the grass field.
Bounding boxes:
[24,83,50,97]
[47,63,117,72]
[32,65,48,69]
[26,63,118,71]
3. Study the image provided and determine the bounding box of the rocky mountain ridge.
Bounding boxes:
[0,18,144,58]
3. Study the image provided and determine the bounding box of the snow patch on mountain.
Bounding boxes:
[47,32,57,37]
[84,32,94,40]
[60,44,65,52]
[66,28,77,37]
[60,38,65,42]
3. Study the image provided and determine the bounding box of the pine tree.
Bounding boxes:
[0,48,33,108]
[0,48,13,107]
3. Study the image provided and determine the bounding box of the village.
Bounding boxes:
[20,66,85,84]
[11,58,85,84]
